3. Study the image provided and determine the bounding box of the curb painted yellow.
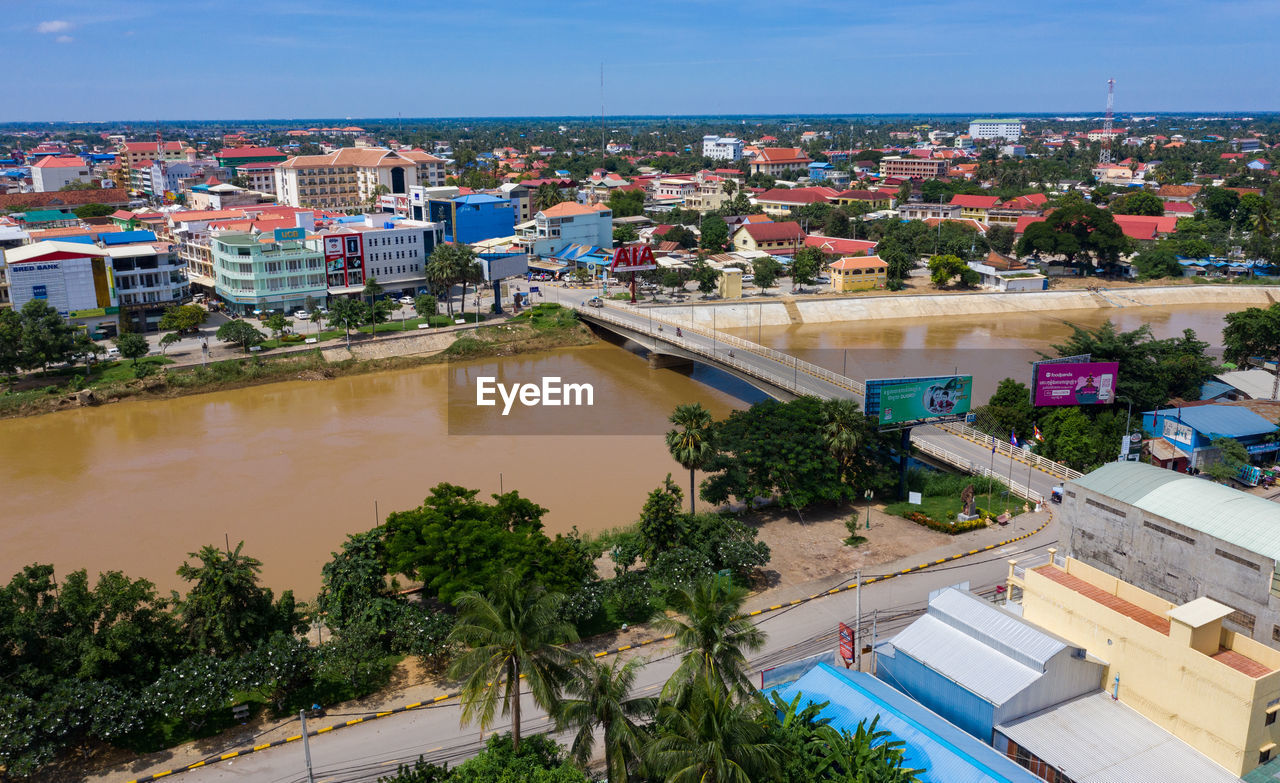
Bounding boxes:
[124,510,1054,783]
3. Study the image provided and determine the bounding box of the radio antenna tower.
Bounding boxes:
[1099,78,1115,166]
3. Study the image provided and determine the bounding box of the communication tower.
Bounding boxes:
[1099,78,1115,166]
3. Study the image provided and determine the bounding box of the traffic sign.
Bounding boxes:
[838,622,855,664]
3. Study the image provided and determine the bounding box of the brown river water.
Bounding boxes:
[0,304,1237,596]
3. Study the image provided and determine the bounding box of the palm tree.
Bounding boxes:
[822,398,865,485]
[554,657,655,782]
[1253,199,1274,239]
[814,718,923,783]
[426,253,455,316]
[666,403,716,514]
[657,579,765,705]
[534,182,563,213]
[646,675,781,783]
[446,573,577,752]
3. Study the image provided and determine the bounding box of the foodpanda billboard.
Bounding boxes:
[1033,361,1119,407]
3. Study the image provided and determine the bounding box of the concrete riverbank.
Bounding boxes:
[641,285,1280,329]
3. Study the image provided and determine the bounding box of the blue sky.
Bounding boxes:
[8,0,1278,121]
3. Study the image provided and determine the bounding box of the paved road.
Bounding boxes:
[147,523,1057,783]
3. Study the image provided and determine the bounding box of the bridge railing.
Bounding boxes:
[912,437,1044,505]
[582,302,866,397]
[935,422,1082,481]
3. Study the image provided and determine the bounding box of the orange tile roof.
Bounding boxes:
[1211,647,1273,678]
[1036,565,1171,634]
[829,255,887,270]
[31,156,87,169]
[278,147,442,170]
[539,202,610,217]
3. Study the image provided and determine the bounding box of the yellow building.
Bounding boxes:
[1009,553,1280,777]
[828,255,888,292]
[718,266,742,299]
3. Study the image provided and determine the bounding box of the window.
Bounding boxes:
[1261,749,1272,765]
[1266,711,1276,727]
[1143,520,1195,545]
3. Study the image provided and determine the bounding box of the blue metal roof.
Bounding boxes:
[1147,404,1278,439]
[1198,381,1235,400]
[453,194,506,205]
[771,664,1040,783]
[100,230,157,246]
[59,236,97,245]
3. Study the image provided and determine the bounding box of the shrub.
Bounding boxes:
[906,511,987,535]
[605,570,654,624]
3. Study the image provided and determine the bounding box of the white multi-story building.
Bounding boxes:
[310,216,443,297]
[274,147,447,211]
[4,241,120,337]
[967,119,1023,141]
[106,240,190,331]
[236,161,279,195]
[702,135,745,161]
[529,202,612,259]
[30,156,93,192]
[210,230,327,316]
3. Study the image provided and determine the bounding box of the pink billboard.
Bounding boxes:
[1034,361,1119,406]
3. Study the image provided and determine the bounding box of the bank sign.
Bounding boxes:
[869,375,973,426]
[1034,361,1118,407]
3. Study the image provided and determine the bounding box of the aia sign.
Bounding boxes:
[611,244,658,273]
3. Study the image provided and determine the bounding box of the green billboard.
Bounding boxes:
[869,375,973,426]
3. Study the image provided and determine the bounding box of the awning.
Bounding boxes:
[529,258,566,271]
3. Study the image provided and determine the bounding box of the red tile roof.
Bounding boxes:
[1211,647,1273,678]
[835,189,891,201]
[1112,214,1178,239]
[1163,201,1195,213]
[1036,565,1171,634]
[0,188,129,210]
[31,156,86,169]
[216,146,284,159]
[753,187,838,204]
[950,194,1001,209]
[829,255,887,270]
[738,221,803,242]
[803,235,878,255]
[1014,215,1048,234]
[753,147,811,165]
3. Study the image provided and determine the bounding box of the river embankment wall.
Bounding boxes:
[644,286,1280,330]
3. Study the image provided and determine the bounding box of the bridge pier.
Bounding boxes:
[648,352,695,370]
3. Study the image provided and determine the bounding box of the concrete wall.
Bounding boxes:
[1021,559,1280,777]
[640,286,1280,330]
[1062,480,1280,648]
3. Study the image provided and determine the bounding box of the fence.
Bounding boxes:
[936,421,1082,481]
[911,437,1043,505]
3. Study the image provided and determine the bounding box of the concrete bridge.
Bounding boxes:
[575,301,1081,504]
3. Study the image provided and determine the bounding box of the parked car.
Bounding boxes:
[293,310,309,320]
[398,296,414,305]
[106,347,120,357]
[742,274,755,282]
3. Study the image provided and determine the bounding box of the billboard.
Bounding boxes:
[611,244,657,273]
[1033,361,1118,407]
[273,226,305,242]
[867,375,973,426]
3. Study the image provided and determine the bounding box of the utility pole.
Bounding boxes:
[854,569,862,671]
[299,710,315,783]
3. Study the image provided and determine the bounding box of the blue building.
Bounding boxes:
[771,664,1041,783]
[874,589,1103,743]
[1142,404,1279,470]
[807,161,835,181]
[426,194,515,244]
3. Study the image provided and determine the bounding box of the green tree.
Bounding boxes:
[752,256,782,292]
[363,276,385,306]
[1131,247,1182,279]
[608,189,645,218]
[1015,196,1129,274]
[702,397,864,509]
[691,259,721,296]
[413,293,438,319]
[73,203,114,219]
[657,579,765,704]
[535,182,566,212]
[554,657,654,782]
[174,541,304,658]
[791,246,825,289]
[263,313,291,340]
[699,214,730,252]
[1252,198,1274,239]
[823,209,851,238]
[927,254,967,287]
[666,403,716,513]
[1223,302,1280,400]
[821,398,873,489]
[1206,436,1251,484]
[1051,321,1216,412]
[112,332,149,372]
[368,298,395,336]
[447,574,577,753]
[214,319,265,353]
[646,676,781,783]
[18,299,75,370]
[1202,186,1240,222]
[156,334,180,355]
[814,718,922,783]
[613,223,639,244]
[986,224,1016,255]
[665,225,698,250]
[973,379,1038,442]
[318,530,397,633]
[0,307,22,382]
[1110,190,1164,216]
[158,304,207,334]
[636,476,686,564]
[326,298,368,347]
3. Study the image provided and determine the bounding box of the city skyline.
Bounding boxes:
[8,0,1278,121]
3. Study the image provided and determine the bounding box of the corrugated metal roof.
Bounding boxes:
[773,664,1041,783]
[996,692,1239,782]
[884,590,1074,707]
[1070,462,1280,562]
[1150,404,1278,438]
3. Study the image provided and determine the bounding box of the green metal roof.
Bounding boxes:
[22,209,72,222]
[1070,462,1280,563]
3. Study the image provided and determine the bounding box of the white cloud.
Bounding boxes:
[36,20,72,34]
[55,35,74,44]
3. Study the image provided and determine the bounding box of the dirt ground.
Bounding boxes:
[745,501,953,591]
